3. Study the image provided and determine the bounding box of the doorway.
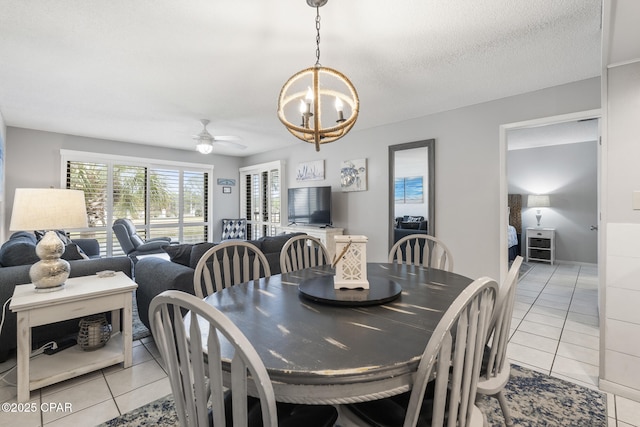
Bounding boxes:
[498,109,601,282]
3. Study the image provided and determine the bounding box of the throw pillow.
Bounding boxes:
[35,230,73,245]
[164,244,193,267]
[61,243,90,261]
[189,242,218,269]
[0,232,40,267]
[402,221,420,230]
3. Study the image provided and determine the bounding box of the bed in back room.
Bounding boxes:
[508,194,523,261]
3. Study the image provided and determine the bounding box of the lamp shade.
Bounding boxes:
[527,194,550,208]
[9,188,88,231]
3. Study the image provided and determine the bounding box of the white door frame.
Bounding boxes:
[498,109,601,283]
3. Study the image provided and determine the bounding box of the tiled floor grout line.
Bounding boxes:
[508,263,556,361]
[548,267,581,377]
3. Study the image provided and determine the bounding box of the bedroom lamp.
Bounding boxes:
[277,0,359,152]
[528,194,551,227]
[9,188,88,292]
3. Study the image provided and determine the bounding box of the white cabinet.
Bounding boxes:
[525,227,555,265]
[278,225,344,259]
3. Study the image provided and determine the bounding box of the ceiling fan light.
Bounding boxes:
[196,140,213,154]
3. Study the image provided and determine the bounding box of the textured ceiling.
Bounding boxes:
[0,0,602,156]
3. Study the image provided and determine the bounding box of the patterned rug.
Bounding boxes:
[98,364,606,426]
[132,292,151,341]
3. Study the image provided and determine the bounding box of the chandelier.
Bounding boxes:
[277,0,359,151]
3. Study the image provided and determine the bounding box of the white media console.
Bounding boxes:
[277,225,344,260]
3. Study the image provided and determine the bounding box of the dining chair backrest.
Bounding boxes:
[279,234,330,274]
[388,234,454,271]
[193,241,271,298]
[149,290,279,427]
[403,276,498,427]
[475,256,523,426]
[484,255,523,380]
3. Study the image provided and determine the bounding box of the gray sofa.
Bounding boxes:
[134,233,305,330]
[0,232,133,362]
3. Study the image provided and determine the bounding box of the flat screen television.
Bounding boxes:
[287,186,332,226]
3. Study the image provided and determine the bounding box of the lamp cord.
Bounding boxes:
[0,297,10,341]
[315,6,321,66]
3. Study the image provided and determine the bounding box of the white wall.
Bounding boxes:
[244,77,601,281]
[3,128,243,242]
[598,0,640,400]
[601,60,640,399]
[508,141,598,263]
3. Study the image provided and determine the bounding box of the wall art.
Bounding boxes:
[217,178,236,186]
[296,160,325,181]
[340,159,367,192]
[395,176,423,203]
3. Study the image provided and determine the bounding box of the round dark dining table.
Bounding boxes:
[196,262,473,405]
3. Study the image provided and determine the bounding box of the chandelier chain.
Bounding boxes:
[315,7,321,66]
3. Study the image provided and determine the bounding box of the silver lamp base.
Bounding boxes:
[29,230,70,292]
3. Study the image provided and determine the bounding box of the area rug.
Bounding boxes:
[132,292,151,341]
[99,364,606,426]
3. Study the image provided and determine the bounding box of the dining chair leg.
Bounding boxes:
[496,390,514,426]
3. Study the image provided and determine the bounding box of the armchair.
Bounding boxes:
[112,218,171,258]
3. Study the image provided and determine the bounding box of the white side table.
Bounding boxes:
[10,271,137,402]
[525,227,556,265]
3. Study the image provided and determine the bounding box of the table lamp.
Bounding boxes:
[9,188,88,292]
[527,194,551,227]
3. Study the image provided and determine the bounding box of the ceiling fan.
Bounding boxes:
[193,119,246,154]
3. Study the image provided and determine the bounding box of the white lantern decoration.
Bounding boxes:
[333,235,369,290]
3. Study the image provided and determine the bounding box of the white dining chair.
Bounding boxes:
[149,290,338,427]
[475,255,523,426]
[279,234,330,274]
[193,241,271,298]
[338,276,498,427]
[388,234,454,271]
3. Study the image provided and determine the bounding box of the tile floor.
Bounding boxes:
[0,262,639,426]
[508,262,640,427]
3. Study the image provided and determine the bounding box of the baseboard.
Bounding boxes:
[599,378,640,402]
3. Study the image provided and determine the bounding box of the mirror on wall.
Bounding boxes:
[388,139,435,251]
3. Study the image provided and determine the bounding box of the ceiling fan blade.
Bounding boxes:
[214,140,247,150]
[212,135,241,141]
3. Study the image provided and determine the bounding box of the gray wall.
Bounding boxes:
[3,128,243,242]
[244,77,601,281]
[2,78,601,281]
[508,142,598,263]
[0,111,5,243]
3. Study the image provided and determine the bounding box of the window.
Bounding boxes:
[240,161,282,239]
[62,150,212,256]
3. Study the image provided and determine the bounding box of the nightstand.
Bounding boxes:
[525,227,555,265]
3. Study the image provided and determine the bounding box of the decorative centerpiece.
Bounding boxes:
[333,235,369,289]
[78,314,112,351]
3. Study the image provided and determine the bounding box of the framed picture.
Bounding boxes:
[340,159,367,192]
[296,160,325,181]
[217,178,236,186]
[222,186,231,194]
[395,176,424,203]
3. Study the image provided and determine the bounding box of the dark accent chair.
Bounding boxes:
[112,218,171,258]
